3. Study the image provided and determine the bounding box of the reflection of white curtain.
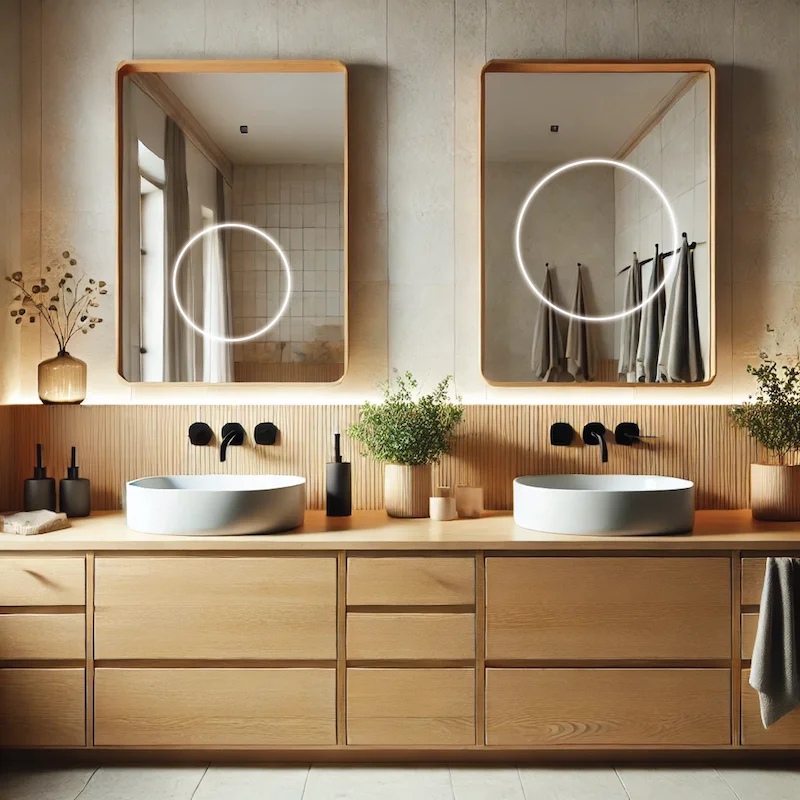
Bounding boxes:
[120,80,141,380]
[163,117,195,382]
[202,170,233,382]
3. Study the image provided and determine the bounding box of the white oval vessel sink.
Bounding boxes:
[514,474,694,536]
[126,475,306,535]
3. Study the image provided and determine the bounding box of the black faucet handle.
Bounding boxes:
[188,422,213,446]
[614,422,640,445]
[550,422,574,447]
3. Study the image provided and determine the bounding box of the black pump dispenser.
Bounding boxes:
[24,443,57,512]
[326,432,352,517]
[60,446,91,518]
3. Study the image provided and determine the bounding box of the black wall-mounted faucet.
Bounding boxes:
[582,422,608,463]
[220,423,245,463]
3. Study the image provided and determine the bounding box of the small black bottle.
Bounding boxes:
[326,432,352,517]
[59,447,91,518]
[24,443,57,512]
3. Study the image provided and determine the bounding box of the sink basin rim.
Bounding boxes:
[513,474,694,493]
[127,474,306,493]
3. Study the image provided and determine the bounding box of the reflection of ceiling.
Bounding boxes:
[160,72,345,164]
[485,72,693,162]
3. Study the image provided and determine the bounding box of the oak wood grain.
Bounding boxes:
[741,558,767,606]
[741,669,800,745]
[94,557,337,659]
[486,668,731,746]
[0,613,85,660]
[486,557,731,660]
[94,668,336,746]
[0,556,85,605]
[741,613,758,660]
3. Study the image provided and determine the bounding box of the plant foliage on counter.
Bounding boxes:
[6,249,106,353]
[729,354,800,464]
[348,372,464,466]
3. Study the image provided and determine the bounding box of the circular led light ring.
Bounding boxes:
[171,221,292,343]
[514,157,681,323]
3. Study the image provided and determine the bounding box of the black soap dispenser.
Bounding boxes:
[326,432,352,517]
[59,447,91,518]
[24,443,57,512]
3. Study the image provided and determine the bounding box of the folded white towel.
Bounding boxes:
[1,510,71,536]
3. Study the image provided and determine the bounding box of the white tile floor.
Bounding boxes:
[2,765,800,800]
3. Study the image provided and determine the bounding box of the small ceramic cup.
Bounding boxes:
[455,485,484,518]
[429,496,457,521]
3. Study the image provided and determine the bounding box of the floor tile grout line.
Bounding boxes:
[188,765,209,800]
[448,765,456,799]
[72,766,100,800]
[516,766,529,800]
[614,767,633,800]
[300,764,312,799]
[716,767,745,800]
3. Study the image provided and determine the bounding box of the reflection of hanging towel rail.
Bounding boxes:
[617,233,707,275]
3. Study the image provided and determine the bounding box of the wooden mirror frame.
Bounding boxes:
[115,59,349,387]
[480,60,716,388]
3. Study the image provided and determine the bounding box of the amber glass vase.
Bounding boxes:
[38,351,87,405]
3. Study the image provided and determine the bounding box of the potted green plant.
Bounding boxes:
[729,354,800,520]
[349,372,464,518]
[6,249,106,404]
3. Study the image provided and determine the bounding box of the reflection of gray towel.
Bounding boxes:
[657,238,704,383]
[750,557,800,728]
[531,268,564,382]
[565,267,596,381]
[635,250,666,382]
[618,254,642,382]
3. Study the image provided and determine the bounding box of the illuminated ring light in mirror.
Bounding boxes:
[171,221,292,343]
[514,157,681,323]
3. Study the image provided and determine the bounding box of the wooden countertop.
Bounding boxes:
[2,509,800,551]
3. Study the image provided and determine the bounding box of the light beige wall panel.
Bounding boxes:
[204,0,278,57]
[454,0,487,401]
[133,0,205,58]
[486,0,566,59]
[565,0,637,59]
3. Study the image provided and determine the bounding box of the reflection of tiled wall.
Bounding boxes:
[230,164,344,366]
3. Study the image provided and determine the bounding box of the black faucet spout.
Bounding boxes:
[592,431,609,463]
[219,422,245,463]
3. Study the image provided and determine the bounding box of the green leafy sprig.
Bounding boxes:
[729,354,800,465]
[6,250,106,353]
[348,372,464,466]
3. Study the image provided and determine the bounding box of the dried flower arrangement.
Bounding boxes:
[6,249,106,353]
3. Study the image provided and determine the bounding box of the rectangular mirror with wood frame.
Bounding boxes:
[117,60,348,385]
[481,61,715,387]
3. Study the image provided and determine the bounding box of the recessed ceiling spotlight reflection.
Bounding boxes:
[514,157,680,323]
[171,221,291,343]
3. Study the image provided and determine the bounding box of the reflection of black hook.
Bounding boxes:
[682,231,688,239]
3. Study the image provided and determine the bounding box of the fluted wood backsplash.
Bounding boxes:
[0,404,774,513]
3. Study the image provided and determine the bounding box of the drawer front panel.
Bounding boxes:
[742,558,767,606]
[347,557,475,606]
[0,668,85,746]
[347,613,475,660]
[347,668,475,745]
[95,668,336,746]
[486,557,731,660]
[0,614,85,660]
[95,557,337,659]
[742,669,800,745]
[741,613,758,660]
[0,557,85,606]
[486,668,731,746]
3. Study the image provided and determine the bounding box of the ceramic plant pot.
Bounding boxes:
[384,464,432,518]
[38,351,87,405]
[750,463,800,521]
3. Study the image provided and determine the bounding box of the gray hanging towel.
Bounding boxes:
[531,267,564,382]
[565,266,596,382]
[617,254,642,382]
[657,237,704,382]
[750,557,800,728]
[635,249,666,382]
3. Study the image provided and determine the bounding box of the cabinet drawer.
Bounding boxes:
[0,557,85,606]
[347,557,474,606]
[741,613,758,660]
[486,668,731,746]
[486,557,731,660]
[95,668,336,746]
[742,558,767,606]
[742,669,800,745]
[347,668,475,745]
[0,614,85,660]
[95,557,337,659]
[347,613,475,660]
[0,668,85,746]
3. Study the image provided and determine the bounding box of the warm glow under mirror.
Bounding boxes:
[481,61,715,386]
[117,60,348,384]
